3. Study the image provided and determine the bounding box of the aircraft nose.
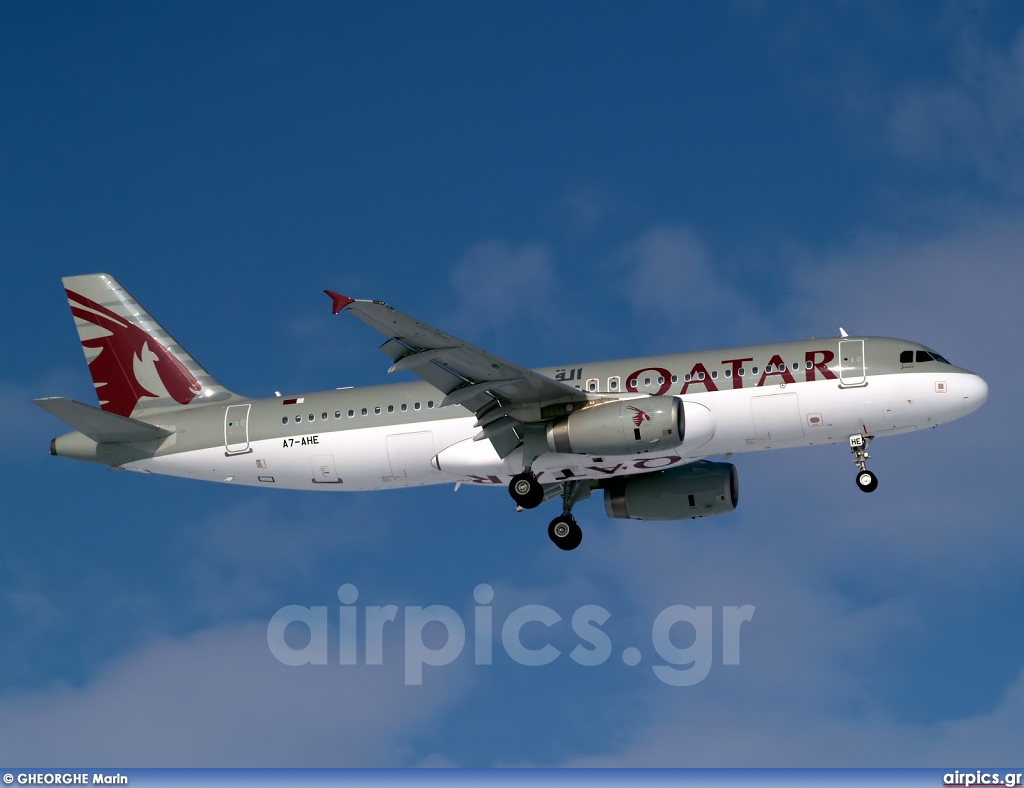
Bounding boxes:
[960,373,988,413]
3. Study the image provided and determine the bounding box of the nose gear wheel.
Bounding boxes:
[849,434,878,493]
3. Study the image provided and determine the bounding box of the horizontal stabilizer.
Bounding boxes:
[34,397,173,444]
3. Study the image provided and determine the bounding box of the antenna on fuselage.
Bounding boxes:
[839,327,849,338]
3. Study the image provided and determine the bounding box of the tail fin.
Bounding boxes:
[62,273,235,417]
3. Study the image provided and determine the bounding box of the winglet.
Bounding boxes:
[324,290,355,315]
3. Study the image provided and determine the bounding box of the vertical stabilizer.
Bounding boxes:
[62,273,235,417]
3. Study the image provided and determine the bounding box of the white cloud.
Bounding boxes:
[447,239,556,336]
[0,620,470,766]
[179,495,394,620]
[563,667,1024,766]
[556,183,616,235]
[787,213,1024,378]
[616,226,769,345]
[886,29,1024,191]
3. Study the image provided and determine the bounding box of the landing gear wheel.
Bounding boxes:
[856,470,878,493]
[509,472,544,509]
[548,515,583,551]
[849,435,877,493]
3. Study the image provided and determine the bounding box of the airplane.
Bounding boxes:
[36,274,988,550]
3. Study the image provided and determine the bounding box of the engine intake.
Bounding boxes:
[546,396,683,455]
[604,461,739,521]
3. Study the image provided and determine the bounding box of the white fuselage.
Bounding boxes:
[125,367,987,493]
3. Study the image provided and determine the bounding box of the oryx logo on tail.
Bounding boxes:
[67,289,201,417]
[627,406,651,427]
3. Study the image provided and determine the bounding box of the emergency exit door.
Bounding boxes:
[224,404,251,455]
[838,339,866,386]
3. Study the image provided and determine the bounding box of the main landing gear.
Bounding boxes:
[509,470,586,550]
[508,470,544,509]
[548,480,584,551]
[850,434,878,493]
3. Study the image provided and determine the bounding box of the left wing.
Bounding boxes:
[325,291,590,457]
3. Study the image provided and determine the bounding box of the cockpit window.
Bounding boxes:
[900,350,913,364]
[916,350,934,363]
[932,353,951,364]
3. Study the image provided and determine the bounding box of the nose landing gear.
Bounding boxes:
[850,434,878,493]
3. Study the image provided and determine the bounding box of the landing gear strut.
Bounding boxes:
[509,470,544,509]
[850,434,878,493]
[548,480,584,551]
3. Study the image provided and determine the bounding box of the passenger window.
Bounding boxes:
[765,365,773,373]
[724,369,732,378]
[334,411,341,419]
[322,412,328,420]
[427,401,434,408]
[806,360,813,370]
[900,350,914,363]
[608,376,620,391]
[657,376,664,384]
[348,410,354,418]
[387,405,394,413]
[671,375,678,383]
[361,408,367,416]
[644,377,651,386]
[738,368,745,376]
[401,403,407,412]
[587,378,598,392]
[684,373,691,382]
[295,415,301,423]
[711,370,718,379]
[698,372,705,381]
[752,367,759,375]
[414,402,421,410]
[374,406,381,415]
[779,364,786,372]
[281,417,288,425]
[629,379,637,388]
[916,350,934,362]
[308,414,315,422]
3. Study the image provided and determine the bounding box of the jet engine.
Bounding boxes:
[545,397,715,456]
[545,396,682,455]
[603,461,739,521]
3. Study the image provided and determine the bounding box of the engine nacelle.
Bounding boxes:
[546,396,683,455]
[604,461,739,521]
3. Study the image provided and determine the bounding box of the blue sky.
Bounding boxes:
[1,0,1023,767]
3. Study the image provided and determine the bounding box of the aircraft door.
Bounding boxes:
[751,393,805,442]
[838,339,866,386]
[386,432,437,480]
[311,454,342,484]
[224,404,251,455]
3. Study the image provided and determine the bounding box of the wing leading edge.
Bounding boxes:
[324,290,590,457]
